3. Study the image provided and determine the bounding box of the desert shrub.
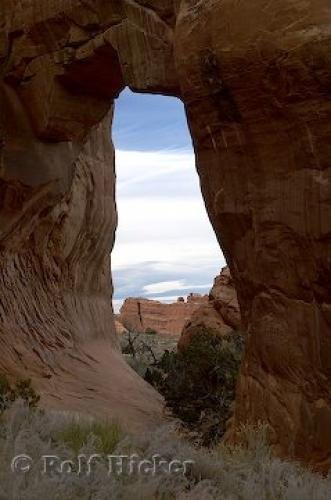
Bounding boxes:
[145,327,158,335]
[121,331,158,362]
[57,419,123,454]
[145,329,244,446]
[0,374,40,414]
[121,332,164,366]
[0,404,330,499]
[121,331,140,357]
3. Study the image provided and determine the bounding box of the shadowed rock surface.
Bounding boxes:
[1,0,330,468]
[175,0,331,470]
[0,0,176,431]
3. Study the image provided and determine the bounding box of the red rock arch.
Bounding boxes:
[0,0,330,469]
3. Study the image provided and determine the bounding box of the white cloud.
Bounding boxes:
[112,149,225,306]
[146,295,188,303]
[143,280,211,295]
[112,195,221,268]
[116,150,193,191]
[143,280,184,294]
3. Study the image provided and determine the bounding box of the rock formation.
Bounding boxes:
[120,294,208,336]
[1,0,330,469]
[179,267,241,350]
[175,0,331,471]
[0,0,177,431]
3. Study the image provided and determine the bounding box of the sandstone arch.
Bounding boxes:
[0,0,178,431]
[1,0,330,468]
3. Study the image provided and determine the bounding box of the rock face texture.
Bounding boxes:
[120,295,208,336]
[179,267,241,350]
[1,0,330,468]
[175,0,331,470]
[0,0,178,431]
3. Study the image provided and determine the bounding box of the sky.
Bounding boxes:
[112,88,225,312]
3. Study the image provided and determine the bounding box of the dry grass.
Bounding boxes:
[0,402,330,499]
[57,419,123,455]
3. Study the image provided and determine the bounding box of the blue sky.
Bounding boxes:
[113,88,192,152]
[112,88,225,312]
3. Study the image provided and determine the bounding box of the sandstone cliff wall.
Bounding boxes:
[120,295,208,336]
[175,0,331,469]
[0,0,179,431]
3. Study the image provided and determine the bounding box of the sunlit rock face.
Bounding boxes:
[120,295,208,336]
[179,267,241,351]
[1,0,330,468]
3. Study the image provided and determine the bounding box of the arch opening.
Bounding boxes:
[112,88,225,324]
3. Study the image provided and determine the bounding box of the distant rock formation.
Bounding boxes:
[179,267,241,350]
[119,294,208,336]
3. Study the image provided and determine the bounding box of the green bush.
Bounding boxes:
[145,329,244,446]
[0,374,40,414]
[145,327,158,335]
[57,419,123,454]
